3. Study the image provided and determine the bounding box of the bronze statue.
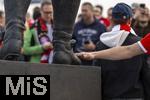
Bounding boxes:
[1,0,81,64]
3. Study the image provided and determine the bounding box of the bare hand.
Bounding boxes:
[42,42,53,50]
[76,52,95,60]
[84,41,96,51]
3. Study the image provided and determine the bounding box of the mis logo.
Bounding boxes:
[0,75,50,100]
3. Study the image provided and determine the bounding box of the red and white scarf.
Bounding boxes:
[37,18,53,63]
[100,24,137,47]
[112,24,136,35]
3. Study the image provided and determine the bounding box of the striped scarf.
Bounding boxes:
[37,18,52,63]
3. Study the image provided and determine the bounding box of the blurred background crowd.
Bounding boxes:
[0,0,149,65]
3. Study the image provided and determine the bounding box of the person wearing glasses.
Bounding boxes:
[2,0,81,64]
[23,1,53,63]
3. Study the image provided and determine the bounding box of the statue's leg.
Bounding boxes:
[0,0,31,60]
[52,0,81,65]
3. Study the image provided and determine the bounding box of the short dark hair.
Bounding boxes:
[112,18,129,24]
[95,5,103,14]
[33,7,41,20]
[108,7,113,12]
[41,1,52,9]
[82,2,93,11]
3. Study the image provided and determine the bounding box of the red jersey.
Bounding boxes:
[138,33,150,54]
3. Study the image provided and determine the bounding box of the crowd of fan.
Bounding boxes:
[0,1,149,65]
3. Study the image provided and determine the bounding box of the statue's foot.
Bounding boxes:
[52,31,81,65]
[53,49,81,65]
[0,39,22,61]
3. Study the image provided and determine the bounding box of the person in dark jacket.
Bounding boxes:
[73,2,106,65]
[93,3,146,100]
[77,3,150,100]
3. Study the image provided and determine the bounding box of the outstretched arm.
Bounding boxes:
[93,43,144,60]
[76,43,144,60]
[77,33,150,60]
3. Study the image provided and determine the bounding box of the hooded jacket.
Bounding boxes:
[94,24,145,99]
